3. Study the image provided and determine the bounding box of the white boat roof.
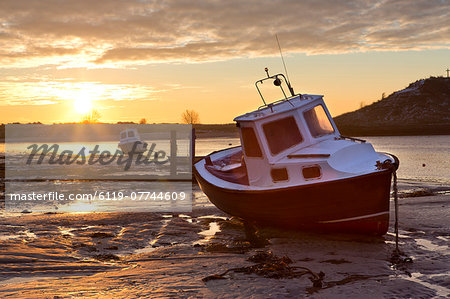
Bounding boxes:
[120,128,138,133]
[234,94,323,122]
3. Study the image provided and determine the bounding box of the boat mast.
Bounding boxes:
[276,34,295,96]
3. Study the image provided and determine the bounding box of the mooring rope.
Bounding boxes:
[381,154,400,253]
[389,158,413,271]
[393,169,399,253]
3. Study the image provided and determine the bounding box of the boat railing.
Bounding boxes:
[255,68,299,108]
[257,95,299,111]
[335,135,366,143]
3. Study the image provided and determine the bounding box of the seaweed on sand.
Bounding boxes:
[202,250,325,288]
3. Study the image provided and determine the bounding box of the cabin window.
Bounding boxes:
[128,131,135,138]
[304,105,335,138]
[263,116,303,155]
[302,165,322,180]
[241,127,263,157]
[120,132,127,139]
[271,168,288,182]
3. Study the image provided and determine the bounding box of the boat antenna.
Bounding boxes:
[276,34,295,96]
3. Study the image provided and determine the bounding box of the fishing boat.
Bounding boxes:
[118,128,148,154]
[194,69,399,235]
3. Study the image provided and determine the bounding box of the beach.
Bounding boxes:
[1,135,449,298]
[0,184,448,298]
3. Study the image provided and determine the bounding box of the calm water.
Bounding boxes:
[2,135,449,184]
[195,135,450,187]
[1,135,449,213]
[4,140,191,181]
[363,135,450,186]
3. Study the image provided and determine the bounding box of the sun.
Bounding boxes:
[74,94,93,114]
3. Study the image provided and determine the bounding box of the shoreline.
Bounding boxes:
[2,124,450,141]
[0,192,448,298]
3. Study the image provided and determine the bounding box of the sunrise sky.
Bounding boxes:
[0,0,449,124]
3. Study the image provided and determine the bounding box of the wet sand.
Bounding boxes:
[0,190,448,298]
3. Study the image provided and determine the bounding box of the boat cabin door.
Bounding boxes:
[239,124,270,185]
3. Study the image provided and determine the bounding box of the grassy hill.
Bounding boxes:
[334,77,450,136]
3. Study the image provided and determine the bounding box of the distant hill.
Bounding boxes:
[334,77,450,136]
[193,123,239,138]
[0,123,239,141]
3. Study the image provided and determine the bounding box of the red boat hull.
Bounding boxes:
[194,168,393,235]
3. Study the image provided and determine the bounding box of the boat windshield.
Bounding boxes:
[304,105,334,137]
[263,116,303,155]
[241,127,263,157]
[120,132,127,139]
[128,131,135,138]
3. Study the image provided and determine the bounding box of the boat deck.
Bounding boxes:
[204,148,249,185]
[205,163,249,185]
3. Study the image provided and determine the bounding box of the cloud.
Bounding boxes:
[0,80,160,106]
[0,0,448,67]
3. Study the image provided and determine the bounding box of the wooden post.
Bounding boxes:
[191,127,196,165]
[170,130,177,177]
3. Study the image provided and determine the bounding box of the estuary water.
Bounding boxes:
[3,135,449,185]
[195,135,450,190]
[1,135,449,213]
[364,135,449,187]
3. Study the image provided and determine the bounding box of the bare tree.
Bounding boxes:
[139,118,147,124]
[181,109,200,124]
[81,109,101,124]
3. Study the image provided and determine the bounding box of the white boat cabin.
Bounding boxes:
[118,128,148,154]
[120,128,141,143]
[233,92,381,188]
[234,94,339,186]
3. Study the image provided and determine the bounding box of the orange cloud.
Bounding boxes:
[0,0,448,68]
